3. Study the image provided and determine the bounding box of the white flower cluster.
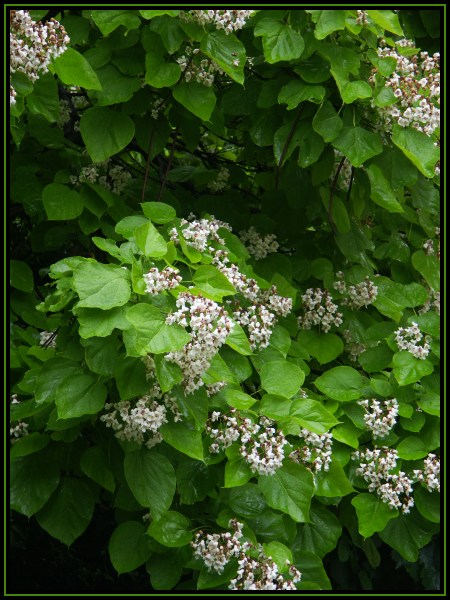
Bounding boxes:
[298,288,343,333]
[165,293,234,394]
[10,10,70,105]
[342,329,366,361]
[183,10,255,33]
[355,10,369,25]
[150,97,165,120]
[143,266,182,295]
[207,409,288,476]
[239,227,279,260]
[170,214,231,253]
[10,420,29,444]
[207,167,230,192]
[290,428,333,472]
[394,321,430,360]
[57,99,71,127]
[39,330,57,348]
[334,272,378,309]
[352,446,415,513]
[414,453,440,493]
[373,40,440,138]
[100,395,167,449]
[358,398,399,438]
[418,287,440,316]
[192,519,301,590]
[70,160,132,195]
[177,45,224,87]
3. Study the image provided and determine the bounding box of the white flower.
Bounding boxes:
[394,322,431,359]
[358,398,398,438]
[143,266,182,294]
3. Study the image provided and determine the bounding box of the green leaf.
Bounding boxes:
[359,345,394,373]
[10,260,34,292]
[417,392,440,417]
[263,541,293,572]
[228,483,268,518]
[140,10,180,18]
[366,165,404,213]
[109,521,152,574]
[56,375,107,419]
[225,322,253,355]
[80,446,115,492]
[392,125,439,179]
[396,436,428,460]
[314,366,363,402]
[134,221,168,258]
[10,432,50,459]
[80,107,135,163]
[224,388,257,410]
[292,550,331,590]
[295,503,342,558]
[289,398,340,434]
[90,65,141,105]
[73,262,131,310]
[366,10,403,35]
[91,10,141,35]
[351,493,398,538]
[278,80,325,110]
[332,127,383,167]
[263,26,305,64]
[224,456,253,488]
[201,30,246,85]
[149,15,185,54]
[414,487,440,523]
[379,509,439,562]
[52,48,102,90]
[75,306,129,339]
[312,101,343,143]
[146,551,183,590]
[258,462,314,523]
[314,461,355,497]
[148,511,192,547]
[83,335,121,376]
[411,250,440,291]
[42,184,84,220]
[260,395,292,420]
[124,449,176,519]
[10,449,60,517]
[145,52,181,88]
[159,421,204,461]
[35,358,81,405]
[314,10,346,39]
[176,460,222,505]
[340,80,372,104]
[173,81,216,121]
[115,357,149,401]
[26,74,60,122]
[154,355,183,393]
[392,351,434,386]
[36,478,95,546]
[192,265,236,300]
[141,202,176,224]
[260,360,305,398]
[297,330,344,365]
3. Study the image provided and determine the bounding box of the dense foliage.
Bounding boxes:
[9,8,441,592]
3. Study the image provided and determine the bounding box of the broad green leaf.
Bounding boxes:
[192,265,236,300]
[314,10,346,39]
[297,330,344,364]
[228,483,268,518]
[149,15,185,54]
[292,550,331,590]
[366,164,404,213]
[367,10,403,35]
[392,125,440,179]
[351,493,398,538]
[36,478,95,546]
[10,432,50,459]
[35,358,81,405]
[124,449,176,519]
[411,250,440,291]
[379,509,439,562]
[147,323,191,354]
[332,127,383,167]
[91,10,141,35]
[225,322,253,355]
[42,184,83,220]
[145,52,181,88]
[140,10,180,18]
[56,375,107,419]
[314,461,355,497]
[115,357,150,401]
[414,487,440,523]
[201,30,246,85]
[417,392,440,417]
[141,202,176,224]
[263,541,293,572]
[159,421,204,461]
[134,221,168,258]
[116,216,149,238]
[396,436,428,460]
[73,262,131,309]
[263,26,305,64]
[176,460,222,505]
[259,395,292,420]
[312,101,343,143]
[314,366,363,402]
[10,260,34,292]
[392,351,434,386]
[294,503,342,558]
[80,446,115,492]
[340,80,372,103]
[358,344,393,373]
[90,65,140,105]
[289,398,340,434]
[173,81,216,121]
[146,551,183,590]
[278,80,325,110]
[26,73,60,122]
[83,335,121,376]
[52,48,102,90]
[148,511,192,547]
[224,457,253,488]
[75,306,129,339]
[109,521,152,574]
[260,360,305,398]
[154,355,183,393]
[259,462,314,522]
[80,107,135,163]
[224,388,257,410]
